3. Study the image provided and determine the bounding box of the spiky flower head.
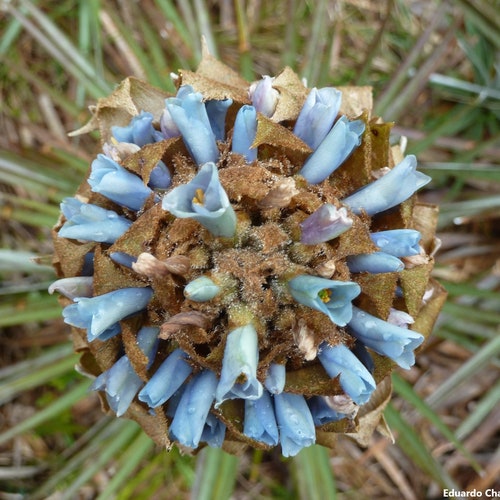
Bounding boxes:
[50,50,446,456]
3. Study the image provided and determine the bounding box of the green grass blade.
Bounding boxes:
[384,403,458,489]
[96,432,155,500]
[57,420,141,500]
[191,447,239,500]
[455,378,500,441]
[0,353,79,405]
[425,334,500,409]
[293,445,337,500]
[0,379,90,446]
[392,374,482,473]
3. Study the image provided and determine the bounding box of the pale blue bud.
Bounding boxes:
[215,324,263,406]
[294,87,342,149]
[298,116,365,184]
[111,111,164,147]
[62,287,153,342]
[318,343,376,405]
[138,349,193,408]
[348,306,425,369]
[165,86,219,166]
[274,392,316,457]
[59,197,132,244]
[264,363,286,395]
[183,276,220,302]
[88,154,153,211]
[169,370,218,449]
[370,229,422,257]
[249,75,279,117]
[243,390,279,446]
[347,252,404,273]
[205,99,232,141]
[48,276,93,300]
[232,105,257,163]
[343,155,431,215]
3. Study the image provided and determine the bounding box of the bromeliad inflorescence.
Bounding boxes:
[50,51,446,456]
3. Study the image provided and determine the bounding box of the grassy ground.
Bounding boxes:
[0,1,499,498]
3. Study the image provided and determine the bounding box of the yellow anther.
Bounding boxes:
[110,136,119,145]
[318,289,332,303]
[192,188,205,205]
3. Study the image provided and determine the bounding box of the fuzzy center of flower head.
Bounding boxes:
[50,54,443,457]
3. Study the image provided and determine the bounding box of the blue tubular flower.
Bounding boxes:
[110,251,137,269]
[343,155,432,215]
[161,162,237,237]
[148,161,171,190]
[347,252,404,274]
[205,99,233,141]
[58,198,132,244]
[200,413,226,447]
[308,396,347,426]
[287,275,361,326]
[348,306,425,370]
[91,326,159,416]
[138,348,193,407]
[48,276,93,300]
[62,287,153,342]
[88,154,153,211]
[249,75,279,117]
[298,116,365,184]
[293,87,342,149]
[183,276,220,302]
[231,105,257,163]
[370,229,422,257]
[215,324,263,405]
[317,343,376,405]
[243,390,279,446]
[111,111,164,147]
[169,370,219,449]
[165,86,219,166]
[264,363,286,395]
[274,392,316,457]
[300,204,353,245]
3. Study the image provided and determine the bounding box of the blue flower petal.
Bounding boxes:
[288,275,361,326]
[162,162,237,237]
[205,99,232,141]
[200,413,227,448]
[298,116,365,184]
[318,343,376,405]
[88,154,153,211]
[165,87,219,166]
[232,105,257,163]
[293,87,342,150]
[348,306,425,369]
[215,324,263,405]
[264,363,286,395]
[90,326,159,416]
[58,198,132,244]
[138,349,193,407]
[111,111,164,147]
[343,155,431,215]
[243,390,279,446]
[347,252,405,273]
[274,392,316,457]
[370,229,422,257]
[169,370,218,448]
[62,287,153,342]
